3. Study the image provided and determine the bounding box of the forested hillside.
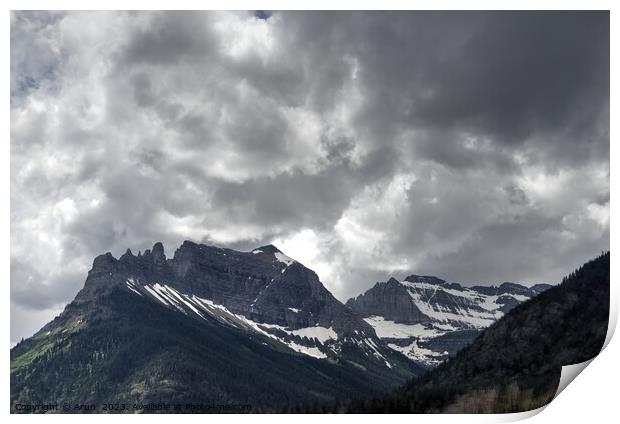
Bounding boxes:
[294,252,610,413]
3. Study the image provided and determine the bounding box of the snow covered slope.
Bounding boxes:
[129,279,340,359]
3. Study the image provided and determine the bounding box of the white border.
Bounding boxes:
[3,2,616,422]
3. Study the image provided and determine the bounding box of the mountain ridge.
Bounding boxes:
[11,240,422,412]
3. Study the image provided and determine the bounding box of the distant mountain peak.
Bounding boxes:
[347,274,552,367]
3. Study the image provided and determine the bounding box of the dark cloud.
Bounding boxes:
[410,13,609,141]
[276,11,609,167]
[209,146,399,232]
[10,11,609,343]
[417,208,610,286]
[120,11,219,66]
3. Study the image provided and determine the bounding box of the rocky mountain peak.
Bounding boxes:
[178,240,198,249]
[404,274,446,285]
[386,277,401,286]
[252,244,281,254]
[346,278,427,325]
[498,282,531,296]
[91,252,117,273]
[56,240,416,375]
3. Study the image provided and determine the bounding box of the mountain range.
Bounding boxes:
[11,240,559,412]
[347,275,551,366]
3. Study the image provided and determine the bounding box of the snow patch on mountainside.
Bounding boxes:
[290,326,338,343]
[127,280,340,361]
[364,316,443,339]
[388,340,446,366]
[125,279,143,296]
[274,252,294,267]
[402,280,503,328]
[287,342,327,359]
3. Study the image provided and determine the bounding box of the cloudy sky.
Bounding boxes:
[10,11,609,343]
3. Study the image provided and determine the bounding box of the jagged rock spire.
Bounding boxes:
[152,242,166,264]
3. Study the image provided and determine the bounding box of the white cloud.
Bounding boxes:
[10,11,609,343]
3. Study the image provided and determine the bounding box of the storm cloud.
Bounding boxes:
[10,11,609,343]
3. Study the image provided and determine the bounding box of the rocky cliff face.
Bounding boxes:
[42,241,420,372]
[344,278,429,324]
[346,275,552,366]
